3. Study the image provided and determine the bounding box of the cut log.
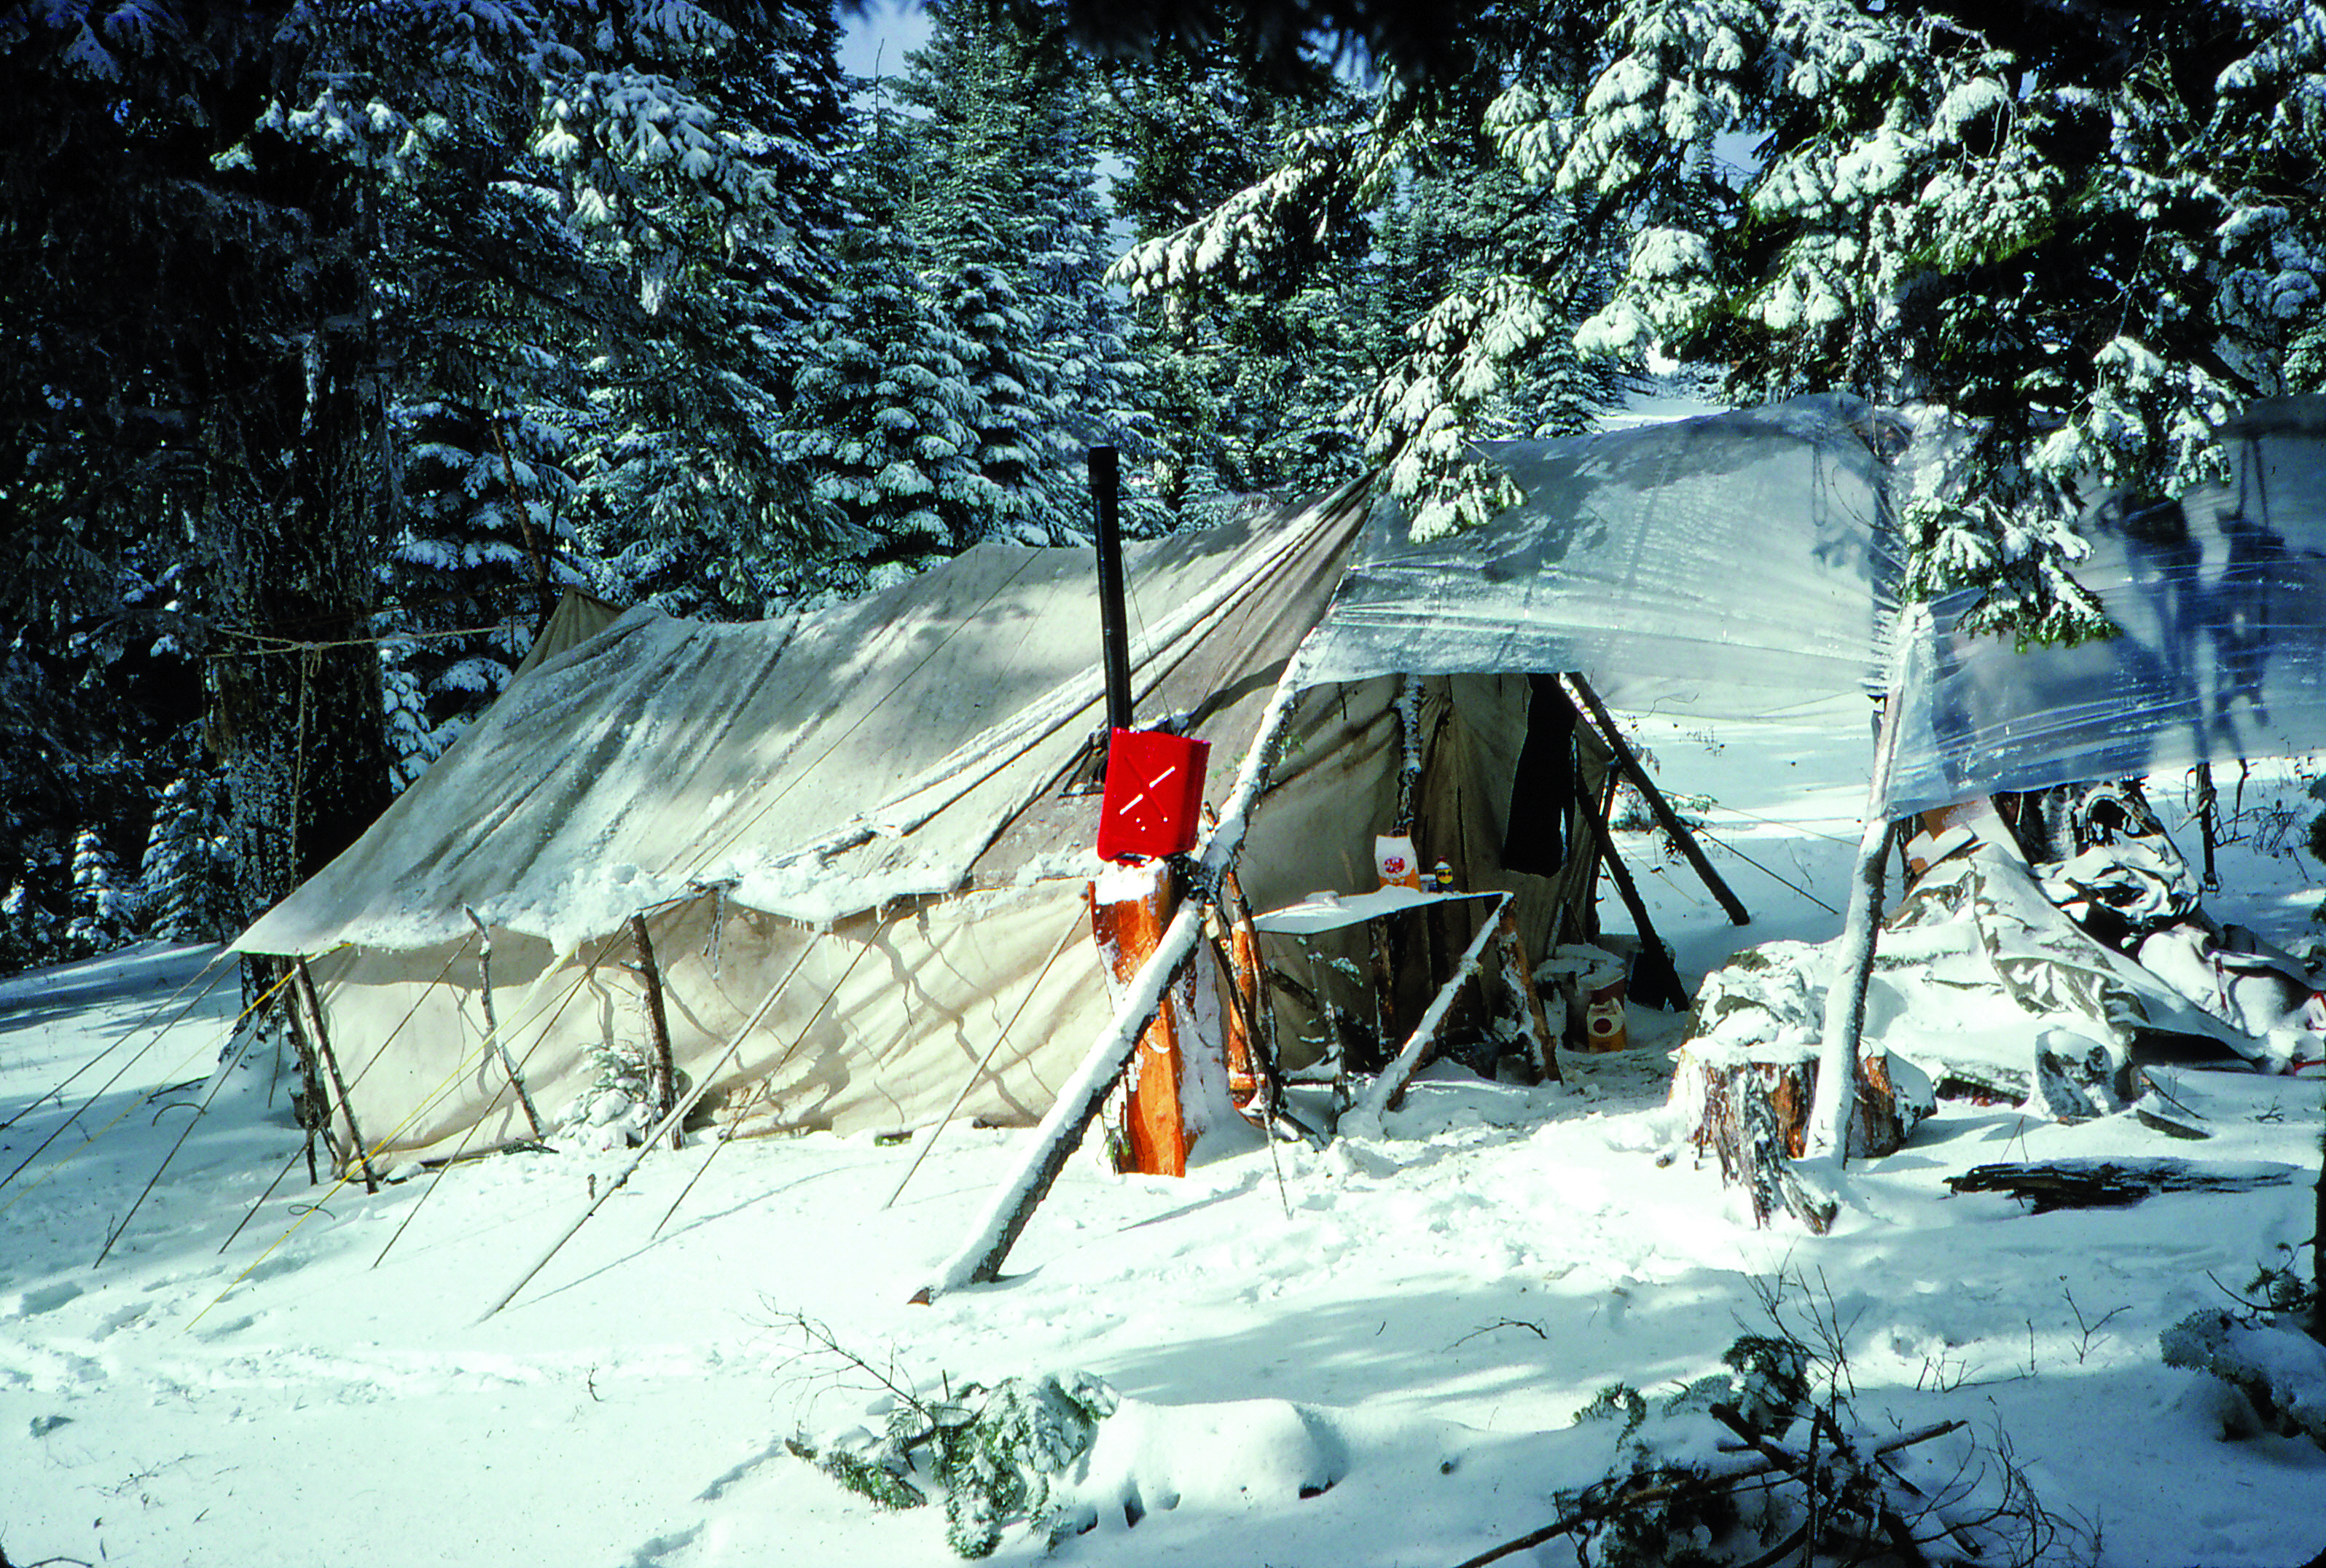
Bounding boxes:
[1674,1039,1932,1230]
[1945,1157,2301,1211]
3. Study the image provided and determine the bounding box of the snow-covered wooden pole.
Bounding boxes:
[1804,673,1910,1164]
[917,655,1314,1299]
[1350,893,1514,1122]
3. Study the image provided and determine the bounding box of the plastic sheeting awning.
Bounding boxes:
[1887,399,2326,815]
[1296,393,2326,820]
[1292,394,1908,716]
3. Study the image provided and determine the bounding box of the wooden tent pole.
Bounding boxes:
[1578,777,1690,1012]
[294,957,380,1194]
[1352,893,1516,1120]
[1489,901,1561,1083]
[627,914,681,1150]
[464,909,544,1140]
[275,960,323,1184]
[919,654,1311,1299]
[1561,674,1749,925]
[1804,685,1908,1165]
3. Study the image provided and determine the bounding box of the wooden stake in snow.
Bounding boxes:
[917,658,1312,1299]
[294,958,379,1194]
[464,907,544,1140]
[628,914,681,1150]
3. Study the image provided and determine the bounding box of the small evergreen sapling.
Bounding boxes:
[2161,1246,2326,1445]
[65,826,136,957]
[786,1320,1121,1561]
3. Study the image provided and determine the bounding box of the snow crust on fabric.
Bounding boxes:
[238,493,1365,959]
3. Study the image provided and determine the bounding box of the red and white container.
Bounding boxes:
[1095,729,1211,863]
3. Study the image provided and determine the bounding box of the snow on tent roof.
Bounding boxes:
[235,487,1365,957]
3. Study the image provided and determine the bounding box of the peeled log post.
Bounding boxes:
[1088,862,1194,1177]
[628,914,681,1150]
[920,656,1312,1299]
[1805,815,1902,1164]
[1489,902,1560,1083]
[1805,670,1909,1167]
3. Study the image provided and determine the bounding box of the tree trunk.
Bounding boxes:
[200,202,393,928]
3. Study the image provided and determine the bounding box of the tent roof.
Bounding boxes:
[238,487,1366,957]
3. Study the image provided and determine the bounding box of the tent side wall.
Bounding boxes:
[312,882,1110,1167]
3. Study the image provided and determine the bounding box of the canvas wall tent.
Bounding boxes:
[235,483,1617,1174]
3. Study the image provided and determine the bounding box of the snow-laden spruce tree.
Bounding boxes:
[1109,11,1626,538]
[783,105,992,597]
[1099,35,1387,511]
[1532,0,2326,637]
[65,826,136,958]
[894,0,1153,547]
[138,772,235,944]
[1114,2,2325,609]
[380,401,579,778]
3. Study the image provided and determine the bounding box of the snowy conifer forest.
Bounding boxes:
[5,3,2326,1564]
[2,1,2320,952]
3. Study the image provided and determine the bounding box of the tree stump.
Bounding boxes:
[1672,1040,1934,1229]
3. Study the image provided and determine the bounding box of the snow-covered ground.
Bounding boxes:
[5,707,2323,1567]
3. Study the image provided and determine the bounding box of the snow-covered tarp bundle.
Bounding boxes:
[1677,841,2272,1125]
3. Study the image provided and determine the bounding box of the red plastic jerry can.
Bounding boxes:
[1095,728,1211,863]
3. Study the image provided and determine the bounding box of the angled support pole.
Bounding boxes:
[1562,673,1749,925]
[918,656,1312,1299]
[1352,893,1514,1121]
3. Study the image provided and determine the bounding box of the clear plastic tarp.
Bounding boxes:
[1887,399,2326,815]
[1291,395,1908,716]
[1296,392,2326,821]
